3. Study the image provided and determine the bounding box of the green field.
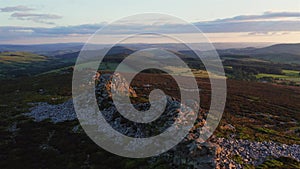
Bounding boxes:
[256,73,288,79]
[256,69,300,82]
[283,69,300,76]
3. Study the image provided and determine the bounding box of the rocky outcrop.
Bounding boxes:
[25,72,216,168]
[95,72,137,97]
[24,99,76,123]
[24,72,300,169]
[216,137,300,169]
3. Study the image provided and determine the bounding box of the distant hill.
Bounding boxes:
[0,42,271,56]
[106,46,135,56]
[254,43,300,55]
[217,43,300,64]
[53,51,80,60]
[52,46,135,61]
[1,43,299,79]
[0,43,83,52]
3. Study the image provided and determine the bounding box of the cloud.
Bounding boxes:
[0,5,61,25]
[1,11,299,34]
[0,11,299,43]
[39,11,300,34]
[32,24,104,34]
[208,11,300,23]
[0,5,34,12]
[247,31,290,36]
[193,11,300,33]
[11,12,62,25]
[195,20,299,33]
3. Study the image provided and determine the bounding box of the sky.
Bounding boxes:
[0,0,299,44]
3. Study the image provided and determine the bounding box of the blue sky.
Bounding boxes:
[0,0,299,44]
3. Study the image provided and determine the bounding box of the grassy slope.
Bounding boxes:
[0,51,76,79]
[0,52,47,63]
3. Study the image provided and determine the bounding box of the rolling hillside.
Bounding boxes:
[217,43,300,64]
[0,52,47,64]
[0,51,76,79]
